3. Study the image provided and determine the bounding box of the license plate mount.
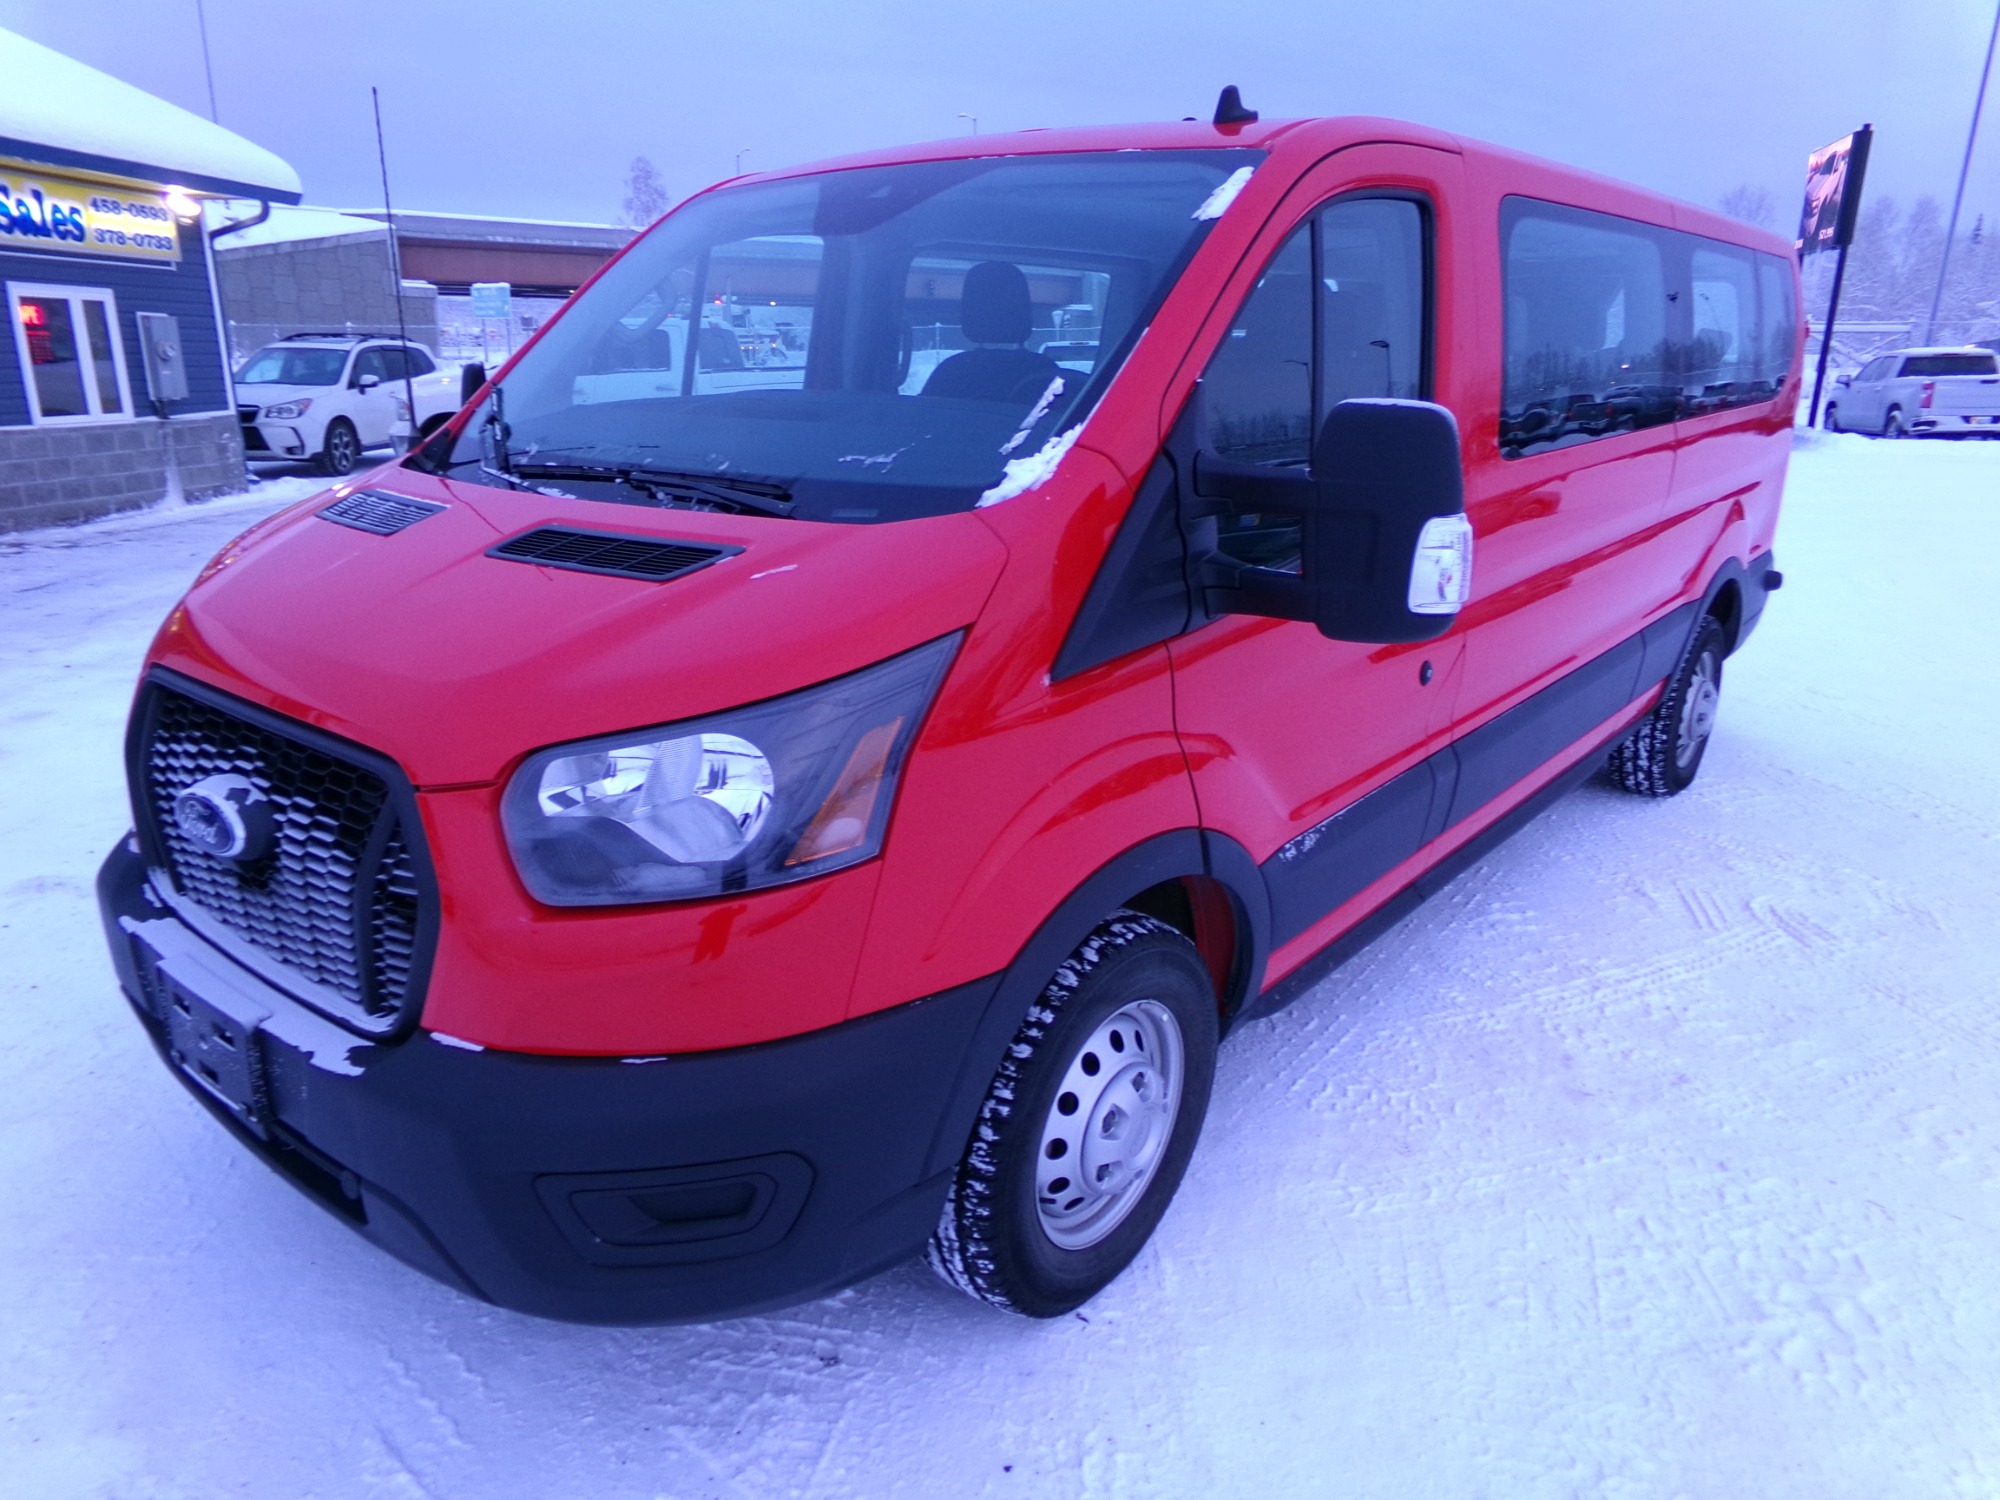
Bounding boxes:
[162,975,272,1138]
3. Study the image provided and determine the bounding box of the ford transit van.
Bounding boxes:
[99,103,1797,1323]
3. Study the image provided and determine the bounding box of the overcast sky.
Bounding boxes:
[3,0,1995,232]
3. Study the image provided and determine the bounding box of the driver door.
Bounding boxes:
[1168,144,1468,962]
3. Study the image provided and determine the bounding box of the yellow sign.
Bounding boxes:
[0,165,181,263]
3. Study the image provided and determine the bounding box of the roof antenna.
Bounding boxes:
[1213,85,1259,126]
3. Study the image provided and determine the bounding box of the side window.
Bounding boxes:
[402,346,436,376]
[692,235,821,393]
[1501,202,1670,456]
[1754,256,1797,391]
[1200,199,1431,571]
[1201,227,1312,464]
[1687,244,1758,409]
[1198,228,1313,573]
[1319,197,1426,408]
[352,348,390,386]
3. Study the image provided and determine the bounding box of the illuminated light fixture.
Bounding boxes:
[162,187,202,221]
[19,302,44,326]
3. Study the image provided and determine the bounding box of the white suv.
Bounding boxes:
[1825,347,2000,438]
[236,336,465,475]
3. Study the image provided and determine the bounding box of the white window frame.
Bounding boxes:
[7,280,136,425]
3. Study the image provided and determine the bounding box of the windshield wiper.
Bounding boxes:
[507,461,796,518]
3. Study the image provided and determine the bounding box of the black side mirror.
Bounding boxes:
[1308,400,1469,642]
[461,361,487,406]
[1195,399,1470,643]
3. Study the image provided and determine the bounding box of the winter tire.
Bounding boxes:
[927,911,1219,1317]
[1607,614,1725,797]
[1882,406,1905,439]
[318,418,361,476]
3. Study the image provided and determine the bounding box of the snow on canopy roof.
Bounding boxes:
[210,204,384,250]
[0,27,300,202]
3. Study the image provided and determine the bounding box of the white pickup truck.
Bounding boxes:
[236,335,466,474]
[1825,346,2000,438]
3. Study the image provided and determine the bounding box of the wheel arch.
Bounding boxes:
[918,829,1269,1182]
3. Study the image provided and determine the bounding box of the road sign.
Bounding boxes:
[470,281,512,319]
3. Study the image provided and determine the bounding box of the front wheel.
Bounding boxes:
[1607,615,1725,797]
[316,417,361,476]
[1823,403,1842,432]
[927,912,1219,1317]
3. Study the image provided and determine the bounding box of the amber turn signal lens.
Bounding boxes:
[785,717,904,866]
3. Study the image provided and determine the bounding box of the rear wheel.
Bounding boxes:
[927,911,1218,1317]
[1607,615,1725,797]
[1883,406,1906,439]
[317,417,361,476]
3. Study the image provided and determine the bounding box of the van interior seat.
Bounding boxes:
[922,261,1065,406]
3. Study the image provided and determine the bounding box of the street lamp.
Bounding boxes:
[958,113,979,136]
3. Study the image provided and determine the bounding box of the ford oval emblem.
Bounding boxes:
[172,773,273,861]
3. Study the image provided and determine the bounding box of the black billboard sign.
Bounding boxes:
[1798,126,1873,256]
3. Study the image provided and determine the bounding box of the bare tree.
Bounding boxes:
[621,156,670,229]
[1718,184,1778,231]
[1828,193,2000,347]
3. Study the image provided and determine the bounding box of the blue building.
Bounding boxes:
[0,29,299,530]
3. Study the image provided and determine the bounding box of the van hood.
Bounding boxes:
[151,474,1010,785]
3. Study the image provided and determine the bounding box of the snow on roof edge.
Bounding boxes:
[0,28,300,202]
[210,204,385,250]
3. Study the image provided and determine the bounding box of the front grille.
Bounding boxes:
[237,406,270,453]
[136,679,431,1033]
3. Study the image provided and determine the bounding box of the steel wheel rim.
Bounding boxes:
[1034,998,1184,1251]
[1676,652,1719,770]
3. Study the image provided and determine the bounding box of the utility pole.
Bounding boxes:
[1924,0,1999,344]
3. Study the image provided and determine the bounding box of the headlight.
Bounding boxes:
[501,634,960,906]
[261,399,312,420]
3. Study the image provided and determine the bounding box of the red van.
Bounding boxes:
[99,102,1797,1324]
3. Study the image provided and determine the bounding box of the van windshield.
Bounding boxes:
[432,150,1258,522]
[237,346,348,386]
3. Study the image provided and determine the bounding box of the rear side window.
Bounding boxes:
[402,346,436,376]
[1900,353,1999,377]
[1502,208,1670,454]
[1500,198,1799,457]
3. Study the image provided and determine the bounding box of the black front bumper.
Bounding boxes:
[98,839,1006,1325]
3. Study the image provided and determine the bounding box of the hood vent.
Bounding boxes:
[487,526,740,582]
[319,491,447,535]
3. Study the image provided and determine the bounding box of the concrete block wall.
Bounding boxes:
[216,233,441,359]
[0,412,246,532]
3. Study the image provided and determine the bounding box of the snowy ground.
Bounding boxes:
[3,436,1999,1498]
